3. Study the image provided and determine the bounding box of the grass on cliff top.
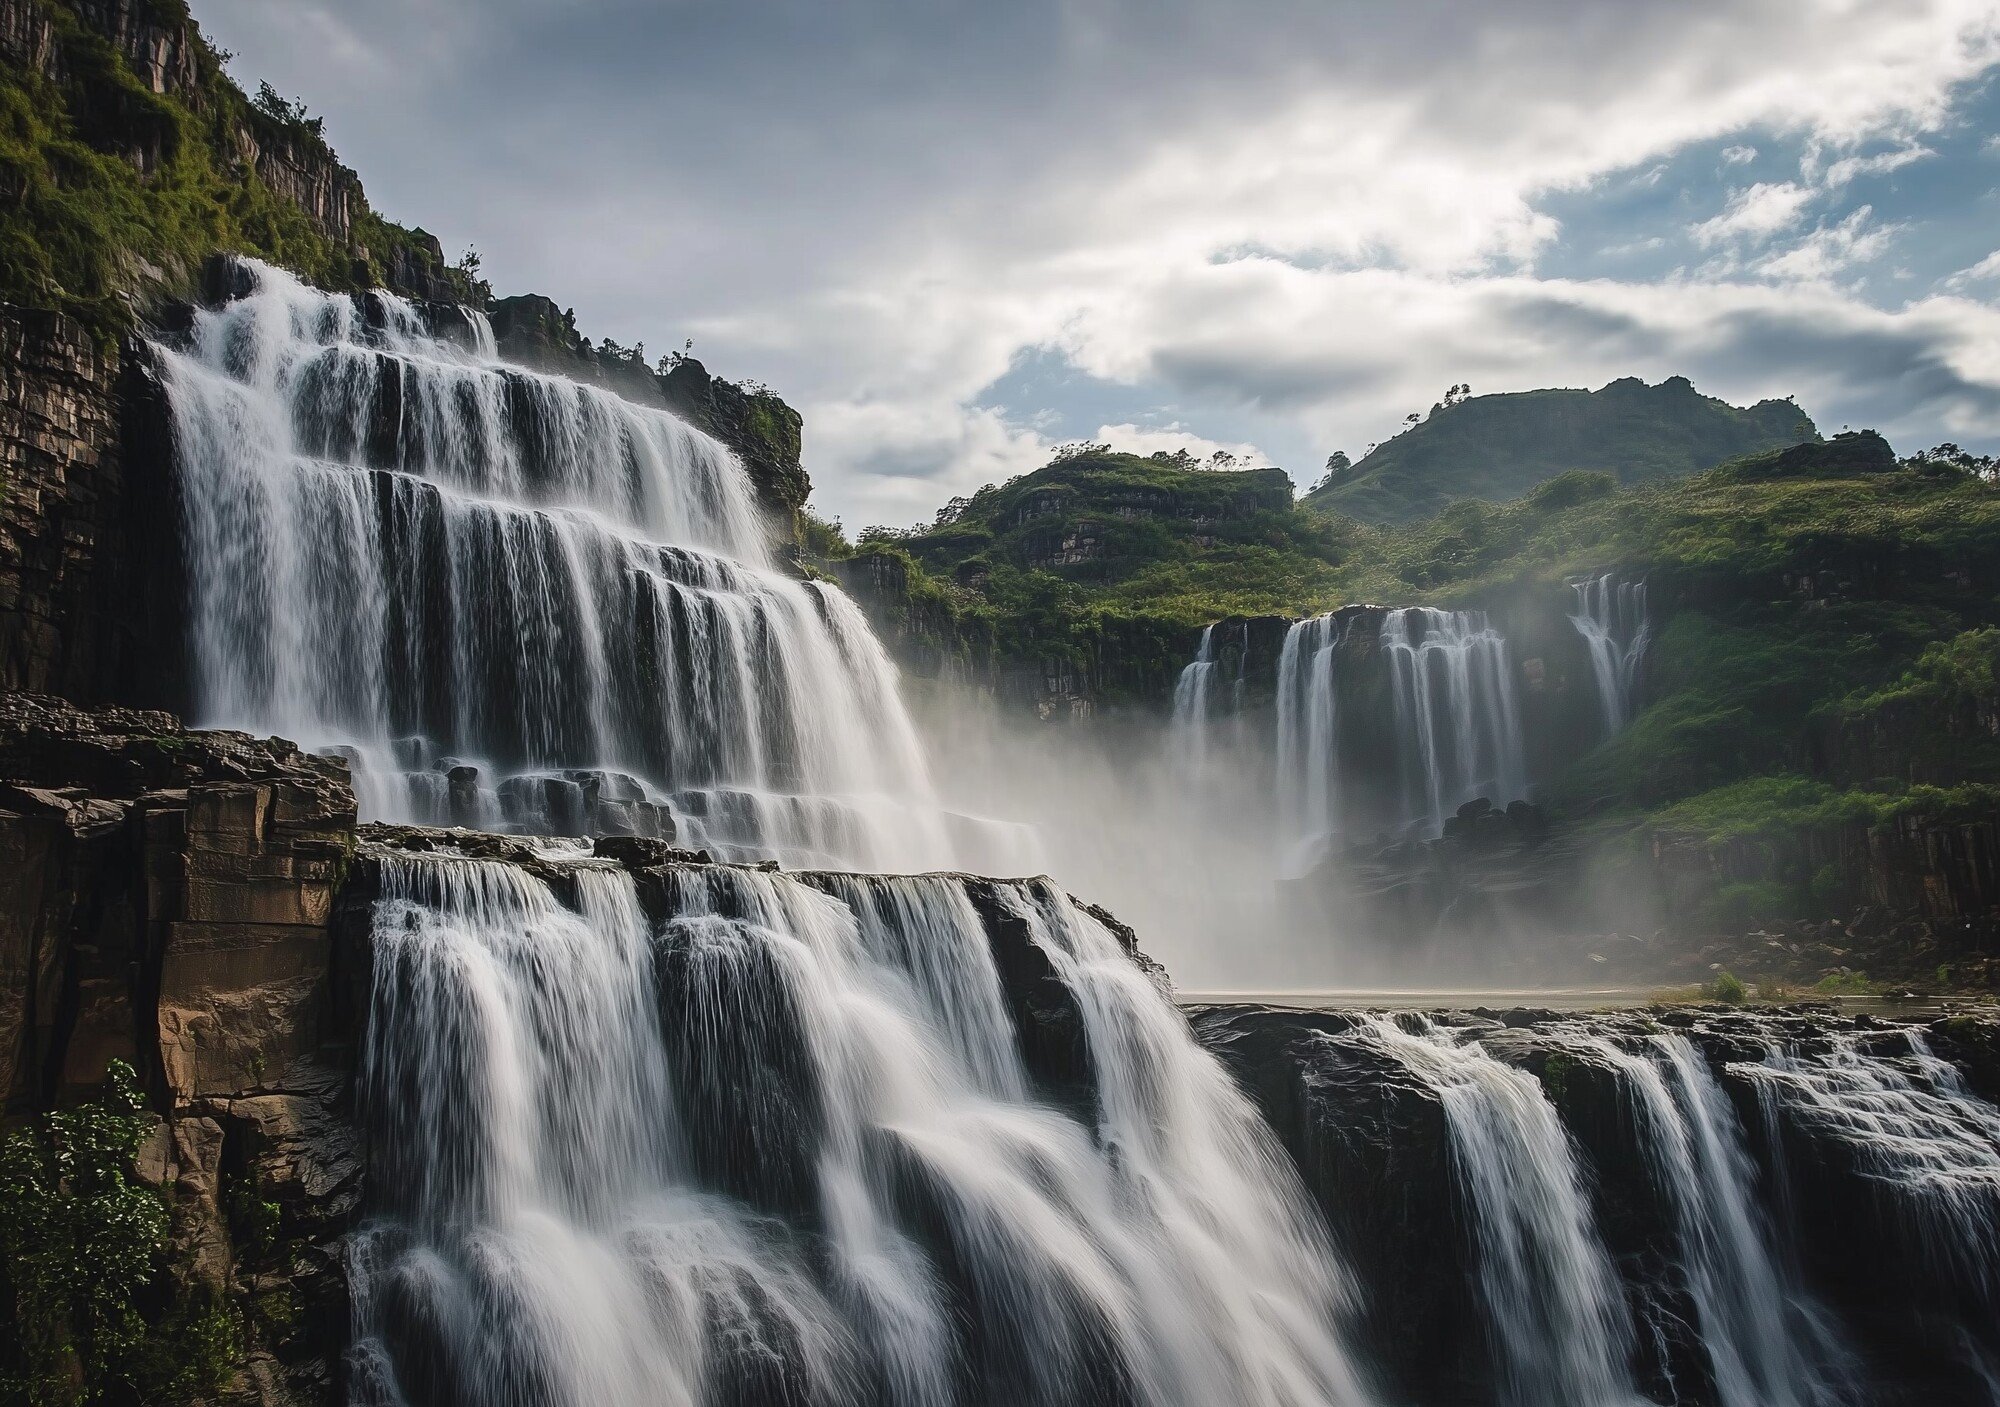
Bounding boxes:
[0,0,466,331]
[1649,774,2000,845]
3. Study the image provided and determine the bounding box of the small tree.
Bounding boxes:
[251,82,323,138]
[1309,451,1352,494]
[1902,443,1998,483]
[1049,441,1110,464]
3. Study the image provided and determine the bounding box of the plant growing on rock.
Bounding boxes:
[0,1062,239,1406]
[0,1061,166,1403]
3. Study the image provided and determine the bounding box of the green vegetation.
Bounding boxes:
[819,445,1359,702]
[1706,970,1748,1004]
[1303,375,1817,523]
[0,0,478,331]
[857,445,1351,623]
[0,1061,237,1405]
[829,428,2000,935]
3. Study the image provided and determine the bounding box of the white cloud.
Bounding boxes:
[1944,249,2000,289]
[1756,206,1899,282]
[1690,183,1817,248]
[191,0,2000,522]
[1601,236,1667,257]
[1721,144,1759,165]
[1824,143,1937,185]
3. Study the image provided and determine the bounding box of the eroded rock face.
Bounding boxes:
[0,307,129,701]
[0,695,361,1404]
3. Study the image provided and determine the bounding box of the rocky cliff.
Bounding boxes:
[5,697,1998,1405]
[0,698,1156,1402]
[1198,1002,2000,1407]
[0,693,360,1402]
[0,0,814,724]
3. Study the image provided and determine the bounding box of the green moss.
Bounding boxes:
[1538,1051,1576,1104]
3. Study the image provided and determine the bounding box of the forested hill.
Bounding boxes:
[1303,375,1819,523]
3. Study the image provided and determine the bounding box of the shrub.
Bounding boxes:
[0,1061,167,1402]
[1706,970,1748,1004]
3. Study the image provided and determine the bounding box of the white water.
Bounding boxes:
[1381,608,1527,838]
[351,849,1376,1407]
[1341,1017,1641,1407]
[1558,1031,1854,1407]
[1742,1031,2000,1313]
[1275,612,1344,868]
[158,260,1032,873]
[1270,608,1526,849]
[1170,624,1222,781]
[1568,574,1651,736]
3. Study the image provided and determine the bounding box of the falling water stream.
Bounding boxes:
[153,266,2000,1407]
[1270,607,1527,849]
[349,848,1375,1407]
[1339,1017,1641,1407]
[1568,574,1651,736]
[157,260,1033,873]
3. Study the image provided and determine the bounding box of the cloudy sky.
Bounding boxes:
[203,0,2000,527]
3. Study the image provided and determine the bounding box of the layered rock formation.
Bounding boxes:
[0,307,127,698]
[0,693,361,1399]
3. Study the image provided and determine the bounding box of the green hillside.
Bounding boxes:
[854,446,1355,625]
[1303,376,1819,524]
[825,432,2000,935]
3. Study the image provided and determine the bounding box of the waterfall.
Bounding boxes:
[156,259,1030,873]
[1742,1031,2000,1315]
[1381,607,1527,838]
[1274,612,1343,865]
[350,846,1377,1407]
[1170,625,1222,781]
[1559,1031,1854,1407]
[1568,574,1651,735]
[1170,622,1247,785]
[1269,608,1526,849]
[1341,1017,1640,1407]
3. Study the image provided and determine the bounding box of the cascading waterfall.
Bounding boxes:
[1568,574,1651,735]
[157,259,1033,873]
[350,846,1377,1407]
[1557,1031,1854,1407]
[1274,612,1344,865]
[1169,621,1248,786]
[1380,607,1527,838]
[1742,1031,2000,1321]
[1170,624,1222,782]
[1340,1016,1641,1407]
[1267,607,1527,848]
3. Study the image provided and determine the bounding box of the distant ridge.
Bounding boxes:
[1304,376,1818,523]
